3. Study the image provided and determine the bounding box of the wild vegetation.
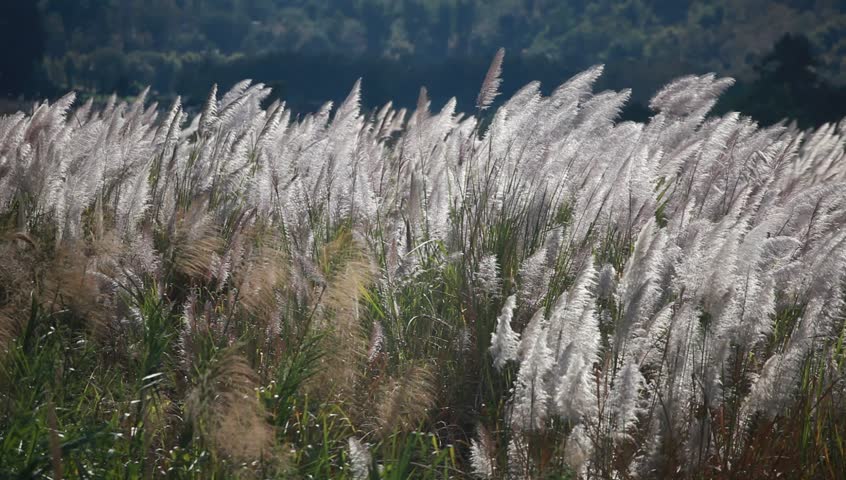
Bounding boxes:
[1,50,845,479]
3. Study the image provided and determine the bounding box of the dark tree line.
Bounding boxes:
[1,1,845,128]
[733,34,846,127]
[0,2,46,97]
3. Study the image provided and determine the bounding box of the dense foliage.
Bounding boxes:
[0,0,846,128]
[33,0,846,76]
[1,53,845,478]
[3,1,846,127]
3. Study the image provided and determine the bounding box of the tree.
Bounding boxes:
[727,32,846,127]
[755,33,820,88]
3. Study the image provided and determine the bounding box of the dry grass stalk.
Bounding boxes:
[42,249,111,333]
[373,363,437,437]
[185,348,277,468]
[234,248,289,328]
[170,206,224,281]
[306,233,376,399]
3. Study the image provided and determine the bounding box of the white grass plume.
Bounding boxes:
[490,294,520,370]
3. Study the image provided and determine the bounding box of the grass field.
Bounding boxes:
[1,53,845,479]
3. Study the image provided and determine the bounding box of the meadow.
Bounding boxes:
[1,50,845,479]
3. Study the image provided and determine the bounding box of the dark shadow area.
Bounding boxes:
[716,34,846,127]
[0,2,48,98]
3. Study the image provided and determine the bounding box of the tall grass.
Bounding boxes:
[0,52,845,479]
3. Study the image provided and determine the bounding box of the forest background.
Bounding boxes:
[2,0,846,127]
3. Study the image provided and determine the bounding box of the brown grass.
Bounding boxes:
[373,363,437,438]
[185,348,278,468]
[306,231,376,400]
[169,206,225,282]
